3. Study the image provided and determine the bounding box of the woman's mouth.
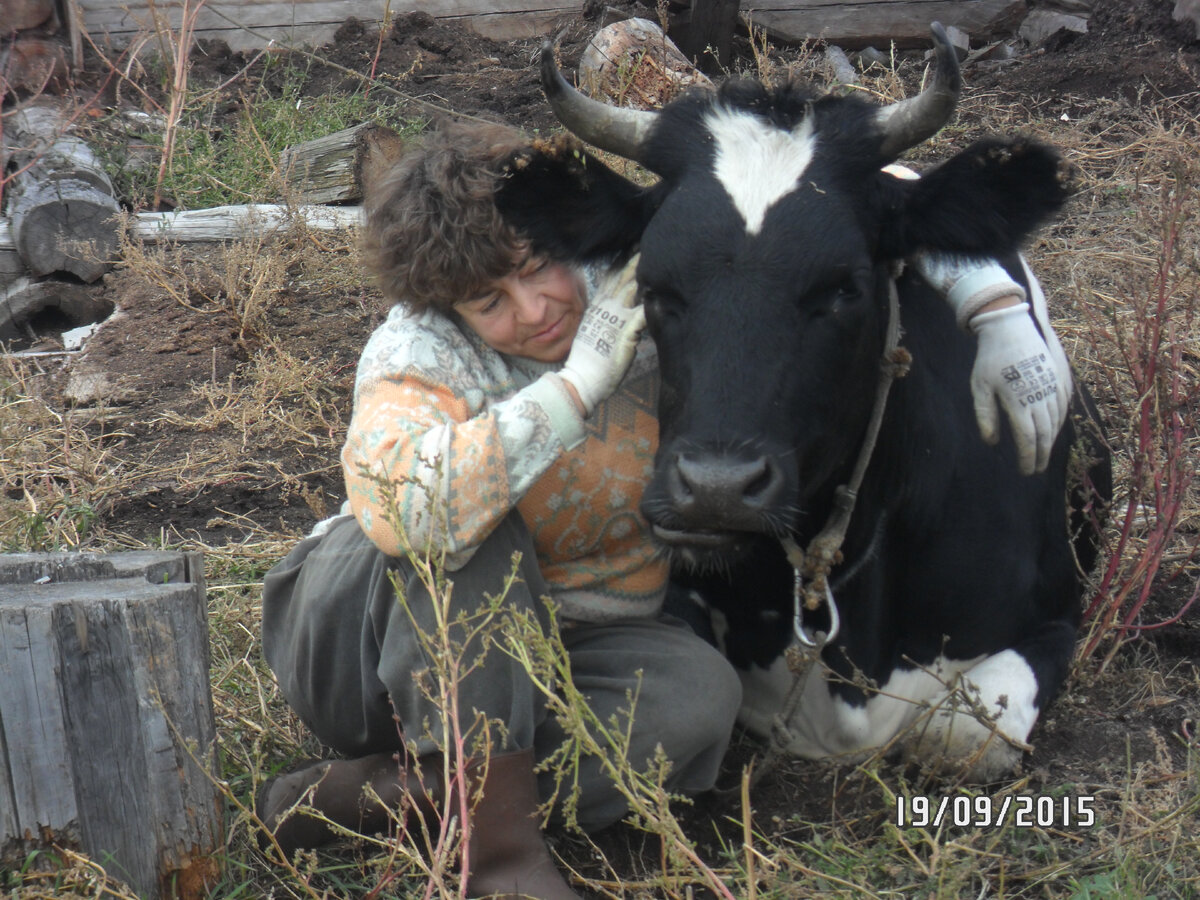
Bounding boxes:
[530,314,567,343]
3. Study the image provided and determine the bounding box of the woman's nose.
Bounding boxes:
[510,283,548,324]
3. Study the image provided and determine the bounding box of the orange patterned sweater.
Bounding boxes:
[338,278,667,623]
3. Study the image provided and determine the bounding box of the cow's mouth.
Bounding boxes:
[651,524,741,549]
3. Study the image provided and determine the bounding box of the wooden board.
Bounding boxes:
[743,0,1029,49]
[134,203,364,241]
[75,0,581,50]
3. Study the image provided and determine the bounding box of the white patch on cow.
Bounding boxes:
[705,106,816,236]
[902,649,1040,782]
[738,647,1040,781]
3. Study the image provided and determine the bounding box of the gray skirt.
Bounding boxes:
[261,512,742,831]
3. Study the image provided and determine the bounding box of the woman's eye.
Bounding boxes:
[464,292,503,315]
[522,257,550,277]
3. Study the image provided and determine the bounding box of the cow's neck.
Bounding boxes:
[782,275,905,612]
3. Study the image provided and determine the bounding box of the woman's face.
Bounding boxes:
[454,256,586,363]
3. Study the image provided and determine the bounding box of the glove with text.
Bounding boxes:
[558,254,646,416]
[913,251,1066,475]
[969,302,1065,475]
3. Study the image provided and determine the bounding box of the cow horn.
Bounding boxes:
[875,22,963,159]
[539,37,659,163]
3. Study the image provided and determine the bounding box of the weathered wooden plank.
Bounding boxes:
[0,552,221,900]
[0,603,80,846]
[134,203,364,241]
[1,206,362,251]
[76,0,390,51]
[744,0,1028,49]
[76,0,581,49]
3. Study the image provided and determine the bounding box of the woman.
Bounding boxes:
[257,120,743,900]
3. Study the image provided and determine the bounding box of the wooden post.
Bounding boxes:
[0,551,223,900]
[672,0,741,72]
[278,122,407,205]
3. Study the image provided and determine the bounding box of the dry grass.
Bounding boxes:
[2,40,1199,900]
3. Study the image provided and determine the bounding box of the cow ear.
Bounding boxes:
[881,137,1077,257]
[498,138,658,263]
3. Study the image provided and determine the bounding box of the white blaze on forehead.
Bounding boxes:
[706,106,817,235]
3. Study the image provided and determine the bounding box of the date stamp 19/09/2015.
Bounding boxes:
[896,794,1096,829]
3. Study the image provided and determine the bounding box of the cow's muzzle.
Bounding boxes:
[647,450,790,539]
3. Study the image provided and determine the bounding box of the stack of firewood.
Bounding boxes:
[1,101,121,348]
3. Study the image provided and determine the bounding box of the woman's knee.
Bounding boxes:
[661,638,742,747]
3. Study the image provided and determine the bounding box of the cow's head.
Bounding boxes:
[498,24,1073,562]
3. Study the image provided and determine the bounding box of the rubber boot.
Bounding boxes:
[462,747,581,900]
[256,750,440,857]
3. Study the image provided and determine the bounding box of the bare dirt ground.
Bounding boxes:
[8,0,1200,893]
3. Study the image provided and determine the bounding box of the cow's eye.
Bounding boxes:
[832,285,859,307]
[642,289,679,324]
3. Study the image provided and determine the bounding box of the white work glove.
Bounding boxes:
[969,302,1066,475]
[558,254,646,416]
[913,252,1067,475]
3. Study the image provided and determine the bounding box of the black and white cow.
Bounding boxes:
[498,24,1111,781]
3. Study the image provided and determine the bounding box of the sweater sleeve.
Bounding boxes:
[342,310,587,568]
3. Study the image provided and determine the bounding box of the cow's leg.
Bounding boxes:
[900,650,1037,781]
[737,651,980,763]
[900,621,1074,782]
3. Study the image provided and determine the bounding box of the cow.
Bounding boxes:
[496,24,1112,782]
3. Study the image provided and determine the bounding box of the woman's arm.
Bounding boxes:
[343,353,585,568]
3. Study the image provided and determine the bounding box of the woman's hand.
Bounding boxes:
[559,254,646,416]
[912,251,1069,475]
[968,300,1066,475]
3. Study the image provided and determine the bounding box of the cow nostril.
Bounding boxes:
[743,459,777,504]
[667,453,696,507]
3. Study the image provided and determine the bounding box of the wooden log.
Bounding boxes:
[278,122,407,205]
[0,551,222,900]
[744,0,1028,50]
[7,0,56,30]
[5,104,121,282]
[0,249,25,277]
[0,276,115,342]
[0,37,71,93]
[579,18,712,110]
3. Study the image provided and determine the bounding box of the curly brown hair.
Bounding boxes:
[361,120,533,313]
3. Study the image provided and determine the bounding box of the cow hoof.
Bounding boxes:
[903,712,1026,783]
